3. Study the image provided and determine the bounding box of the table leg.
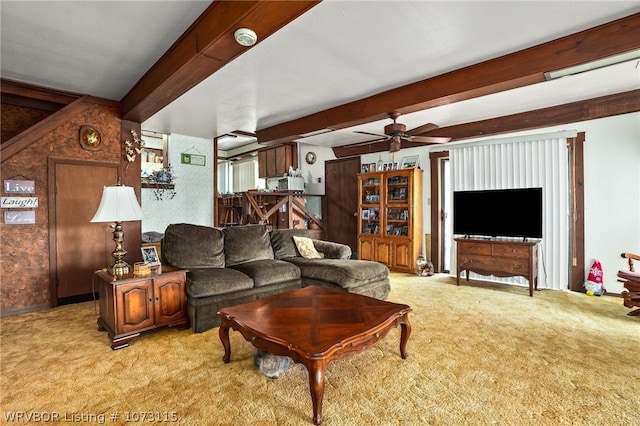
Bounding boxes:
[219,318,232,363]
[305,360,327,425]
[399,314,411,359]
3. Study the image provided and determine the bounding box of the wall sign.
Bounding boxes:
[4,210,35,225]
[1,197,38,208]
[181,153,206,166]
[4,180,35,194]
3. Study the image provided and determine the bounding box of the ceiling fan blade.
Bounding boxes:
[347,137,387,147]
[407,123,439,135]
[354,130,390,139]
[410,136,451,144]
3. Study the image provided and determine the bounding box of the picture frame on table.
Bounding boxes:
[141,246,160,265]
[401,155,419,169]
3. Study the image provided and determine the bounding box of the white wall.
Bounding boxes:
[298,143,337,195]
[141,134,214,234]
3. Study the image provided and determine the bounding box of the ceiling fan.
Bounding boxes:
[353,112,451,152]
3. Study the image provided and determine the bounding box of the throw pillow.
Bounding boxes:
[292,236,322,259]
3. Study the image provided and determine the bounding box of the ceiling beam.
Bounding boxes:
[260,13,640,145]
[331,89,640,158]
[120,0,321,123]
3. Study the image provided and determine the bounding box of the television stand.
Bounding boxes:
[455,238,538,296]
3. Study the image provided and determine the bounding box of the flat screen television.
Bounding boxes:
[453,187,543,239]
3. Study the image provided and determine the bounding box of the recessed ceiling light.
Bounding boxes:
[234,28,257,47]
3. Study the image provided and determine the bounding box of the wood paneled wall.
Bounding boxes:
[1,100,122,315]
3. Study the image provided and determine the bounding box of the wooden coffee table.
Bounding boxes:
[217,285,411,425]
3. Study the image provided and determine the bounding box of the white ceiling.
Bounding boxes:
[2,1,639,151]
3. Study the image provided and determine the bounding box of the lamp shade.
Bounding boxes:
[90,185,144,223]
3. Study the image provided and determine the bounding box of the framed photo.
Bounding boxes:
[362,164,369,173]
[392,162,399,170]
[369,163,377,173]
[141,246,160,265]
[361,209,370,220]
[401,155,419,169]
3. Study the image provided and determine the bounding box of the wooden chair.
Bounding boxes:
[617,252,640,316]
[222,195,242,227]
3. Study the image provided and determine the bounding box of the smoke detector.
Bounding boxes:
[234,28,257,47]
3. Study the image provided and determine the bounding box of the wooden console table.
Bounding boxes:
[456,238,538,296]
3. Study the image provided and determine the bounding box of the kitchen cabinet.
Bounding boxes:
[258,143,298,178]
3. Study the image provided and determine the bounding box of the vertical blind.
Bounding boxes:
[232,158,258,193]
[449,135,570,291]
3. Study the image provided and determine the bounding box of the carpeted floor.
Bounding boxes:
[1,273,638,425]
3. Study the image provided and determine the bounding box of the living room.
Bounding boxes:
[1,2,639,424]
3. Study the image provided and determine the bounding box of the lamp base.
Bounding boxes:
[108,260,131,278]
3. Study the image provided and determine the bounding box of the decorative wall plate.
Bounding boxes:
[79,126,102,151]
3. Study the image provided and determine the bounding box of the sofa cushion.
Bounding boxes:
[186,268,254,298]
[311,240,352,259]
[293,236,323,259]
[163,223,225,268]
[229,259,301,287]
[270,228,310,259]
[284,257,389,289]
[223,224,274,267]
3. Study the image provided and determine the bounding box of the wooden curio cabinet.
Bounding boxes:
[97,265,188,349]
[357,168,423,273]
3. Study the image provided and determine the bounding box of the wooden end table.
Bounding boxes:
[217,285,412,425]
[96,264,188,350]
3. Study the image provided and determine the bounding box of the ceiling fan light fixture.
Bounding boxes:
[234,28,257,47]
[390,136,402,153]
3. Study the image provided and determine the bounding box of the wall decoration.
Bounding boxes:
[4,210,35,225]
[79,126,103,151]
[305,151,317,165]
[3,179,35,194]
[123,129,144,162]
[181,153,206,166]
[1,197,38,208]
[401,155,419,169]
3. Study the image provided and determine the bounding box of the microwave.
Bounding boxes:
[278,176,305,192]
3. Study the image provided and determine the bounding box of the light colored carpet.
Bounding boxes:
[1,273,638,425]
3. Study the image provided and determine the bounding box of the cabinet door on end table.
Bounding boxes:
[116,281,154,334]
[154,274,187,325]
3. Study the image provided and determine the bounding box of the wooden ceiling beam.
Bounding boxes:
[331,89,640,158]
[262,13,640,145]
[120,1,320,123]
[1,78,81,106]
[424,89,640,141]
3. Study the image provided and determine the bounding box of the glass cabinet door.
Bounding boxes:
[386,173,409,202]
[386,207,409,236]
[385,171,411,237]
[359,174,381,235]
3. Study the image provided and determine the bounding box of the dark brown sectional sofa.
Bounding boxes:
[162,223,390,332]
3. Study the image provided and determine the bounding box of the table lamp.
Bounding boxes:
[91,185,144,277]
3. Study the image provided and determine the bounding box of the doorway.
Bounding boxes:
[49,159,119,305]
[325,157,360,255]
[441,158,451,272]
